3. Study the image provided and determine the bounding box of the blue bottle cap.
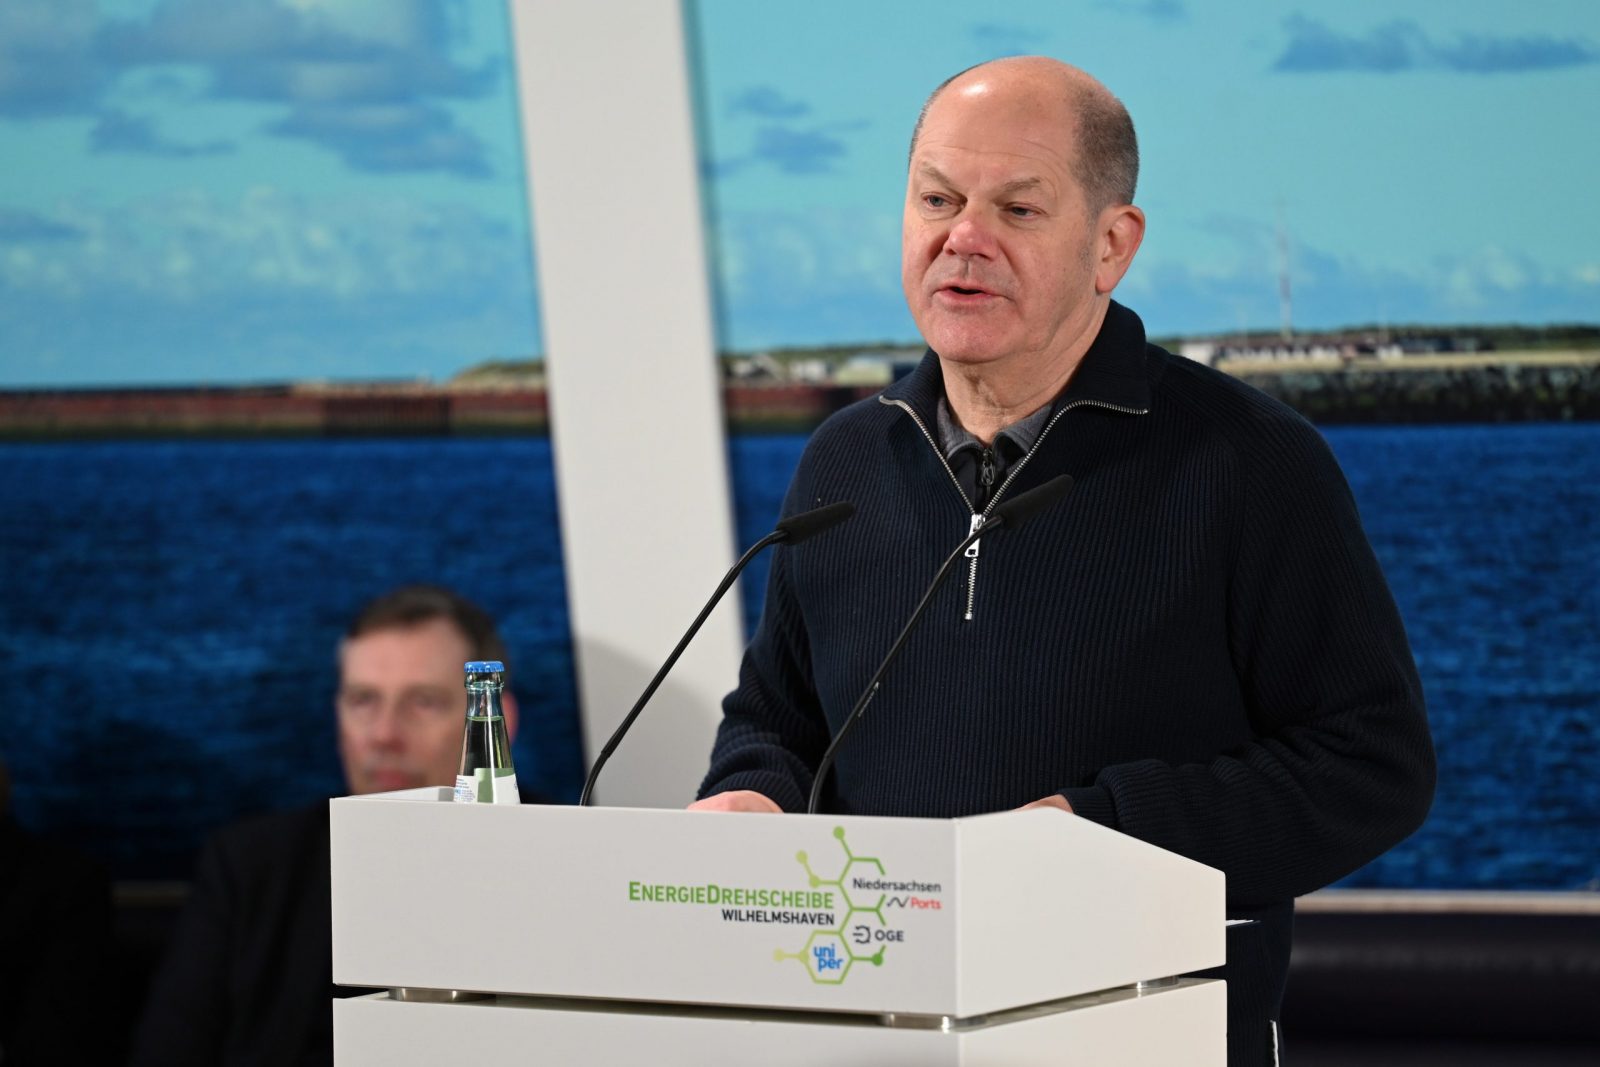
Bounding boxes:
[464,660,505,673]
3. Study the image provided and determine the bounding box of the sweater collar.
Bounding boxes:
[882,299,1151,424]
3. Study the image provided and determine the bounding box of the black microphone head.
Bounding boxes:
[774,501,855,545]
[989,474,1073,531]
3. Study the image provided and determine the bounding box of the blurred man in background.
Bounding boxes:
[333,587,519,796]
[131,585,523,1067]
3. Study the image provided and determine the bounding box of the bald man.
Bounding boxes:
[694,58,1434,1065]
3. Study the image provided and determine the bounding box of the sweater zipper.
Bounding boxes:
[880,395,1149,620]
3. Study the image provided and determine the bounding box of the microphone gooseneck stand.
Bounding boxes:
[579,501,855,807]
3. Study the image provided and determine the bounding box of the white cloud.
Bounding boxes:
[1129,239,1598,337]
[1,188,523,300]
[0,0,102,116]
[709,206,911,348]
[708,206,1599,349]
[1443,245,1542,310]
[1,0,496,172]
[0,187,541,384]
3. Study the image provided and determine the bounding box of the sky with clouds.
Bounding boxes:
[1,0,1597,386]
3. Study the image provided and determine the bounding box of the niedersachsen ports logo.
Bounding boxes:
[625,826,943,985]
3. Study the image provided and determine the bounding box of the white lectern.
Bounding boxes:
[331,789,1226,1065]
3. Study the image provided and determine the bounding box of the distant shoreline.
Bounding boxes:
[1224,350,1600,426]
[2,352,1596,439]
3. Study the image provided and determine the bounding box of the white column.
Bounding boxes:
[507,0,737,806]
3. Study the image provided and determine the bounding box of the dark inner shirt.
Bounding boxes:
[936,395,1053,512]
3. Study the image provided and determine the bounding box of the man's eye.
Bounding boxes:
[924,194,950,209]
[1008,205,1037,218]
[339,693,377,715]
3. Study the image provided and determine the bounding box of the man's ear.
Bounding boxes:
[1094,203,1146,295]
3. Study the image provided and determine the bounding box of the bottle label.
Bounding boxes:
[453,770,520,805]
[491,770,520,804]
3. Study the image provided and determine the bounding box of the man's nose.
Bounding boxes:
[368,703,407,746]
[943,212,997,260]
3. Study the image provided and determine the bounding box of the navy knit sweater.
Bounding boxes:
[699,301,1435,1060]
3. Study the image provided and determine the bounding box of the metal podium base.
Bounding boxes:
[335,977,1224,1066]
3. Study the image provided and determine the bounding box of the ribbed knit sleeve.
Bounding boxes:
[698,446,833,811]
[1059,378,1436,906]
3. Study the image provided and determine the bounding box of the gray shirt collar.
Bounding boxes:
[935,395,1053,462]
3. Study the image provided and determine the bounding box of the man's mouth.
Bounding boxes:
[936,282,999,303]
[368,767,418,790]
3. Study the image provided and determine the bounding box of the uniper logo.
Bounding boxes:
[774,827,928,985]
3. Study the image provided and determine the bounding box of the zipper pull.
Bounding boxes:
[979,448,996,491]
[965,512,984,559]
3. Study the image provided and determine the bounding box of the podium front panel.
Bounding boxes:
[331,792,1222,1017]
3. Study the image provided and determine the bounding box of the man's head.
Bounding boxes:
[901,57,1145,373]
[334,585,518,795]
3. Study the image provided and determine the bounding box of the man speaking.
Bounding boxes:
[690,56,1435,1065]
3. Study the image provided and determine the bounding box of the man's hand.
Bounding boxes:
[687,790,782,814]
[1018,794,1073,813]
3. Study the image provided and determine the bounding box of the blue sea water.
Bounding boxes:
[0,438,583,876]
[1,425,1596,888]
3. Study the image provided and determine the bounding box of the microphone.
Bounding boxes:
[579,500,855,806]
[990,472,1074,528]
[806,475,1073,815]
[775,501,854,544]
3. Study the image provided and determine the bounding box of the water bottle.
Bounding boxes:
[453,660,519,804]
